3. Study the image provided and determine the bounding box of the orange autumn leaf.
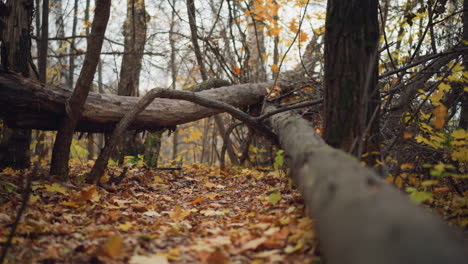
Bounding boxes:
[271,64,279,73]
[298,32,308,42]
[400,163,414,170]
[232,65,241,75]
[191,196,205,205]
[100,235,123,258]
[288,18,298,33]
[433,105,447,130]
[403,131,413,139]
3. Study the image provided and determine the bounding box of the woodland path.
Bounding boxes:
[0,164,318,263]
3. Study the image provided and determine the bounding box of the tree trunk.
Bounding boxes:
[458,0,468,130]
[169,0,179,161]
[0,0,35,169]
[246,0,267,83]
[144,130,163,167]
[323,0,380,162]
[68,0,79,89]
[113,0,149,163]
[267,105,468,264]
[0,72,271,132]
[50,0,111,178]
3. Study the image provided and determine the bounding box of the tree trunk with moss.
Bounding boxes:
[144,130,164,167]
[323,0,380,163]
[0,0,34,169]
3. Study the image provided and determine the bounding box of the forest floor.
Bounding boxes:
[0,164,319,264]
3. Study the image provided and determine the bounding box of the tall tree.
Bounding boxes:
[50,0,111,178]
[170,0,179,161]
[114,0,149,163]
[323,0,380,163]
[0,0,35,169]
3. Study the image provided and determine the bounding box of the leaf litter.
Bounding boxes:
[0,164,319,263]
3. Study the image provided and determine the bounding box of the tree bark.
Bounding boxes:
[38,0,49,83]
[113,0,149,162]
[323,0,380,161]
[0,72,271,132]
[267,105,468,264]
[458,0,468,130]
[0,0,35,169]
[50,0,111,178]
[68,0,79,89]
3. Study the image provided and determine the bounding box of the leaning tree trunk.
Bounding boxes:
[267,105,468,264]
[0,0,35,169]
[323,0,380,163]
[50,0,111,179]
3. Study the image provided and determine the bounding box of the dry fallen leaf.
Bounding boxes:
[99,235,123,258]
[169,205,191,222]
[129,255,169,264]
[44,183,68,195]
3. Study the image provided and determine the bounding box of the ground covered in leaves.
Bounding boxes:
[0,164,319,263]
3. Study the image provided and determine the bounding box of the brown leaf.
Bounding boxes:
[207,248,229,264]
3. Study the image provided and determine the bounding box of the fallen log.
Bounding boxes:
[0,72,271,132]
[267,106,467,264]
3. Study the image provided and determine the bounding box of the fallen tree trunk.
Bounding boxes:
[267,106,467,264]
[0,72,271,132]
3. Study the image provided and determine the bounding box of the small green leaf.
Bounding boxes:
[421,180,439,187]
[1,181,16,193]
[268,192,281,205]
[409,191,433,204]
[274,150,284,171]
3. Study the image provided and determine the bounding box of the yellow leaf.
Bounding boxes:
[284,238,304,254]
[438,82,451,92]
[430,90,443,105]
[100,235,123,258]
[433,105,447,130]
[30,195,40,203]
[119,222,133,231]
[452,149,468,162]
[154,176,164,184]
[168,205,190,222]
[451,129,468,140]
[44,183,68,195]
